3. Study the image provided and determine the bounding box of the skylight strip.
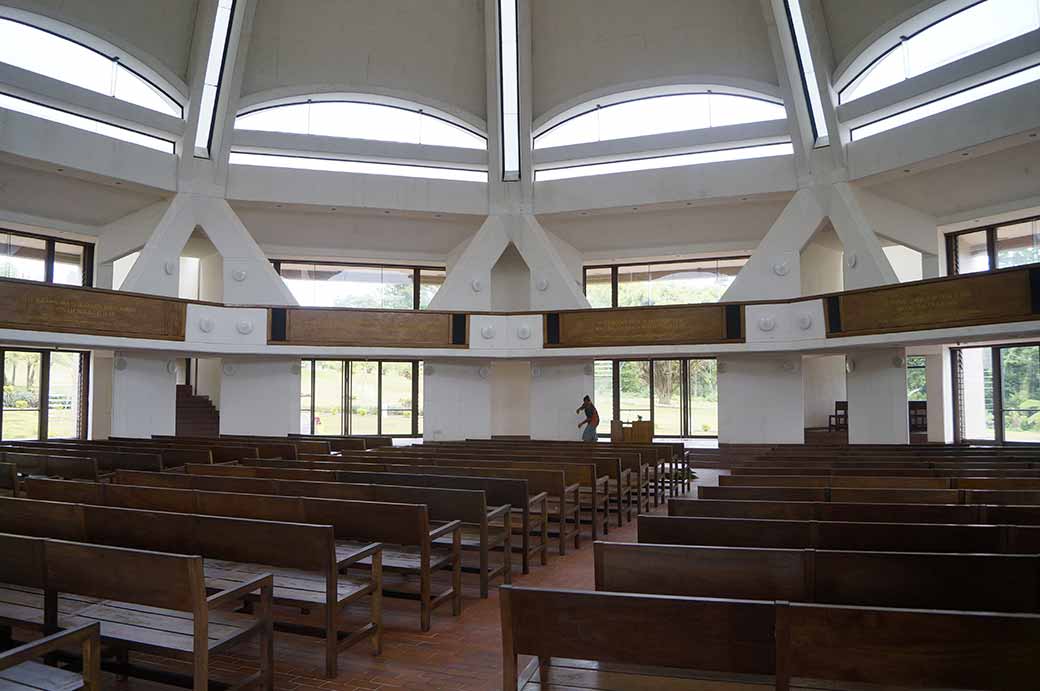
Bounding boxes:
[194,0,235,158]
[851,62,1040,140]
[0,92,175,153]
[785,0,830,146]
[499,0,521,181]
[534,142,794,181]
[229,152,488,182]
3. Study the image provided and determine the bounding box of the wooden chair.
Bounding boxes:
[828,401,848,431]
[0,622,101,691]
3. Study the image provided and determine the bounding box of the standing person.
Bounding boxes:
[576,395,600,442]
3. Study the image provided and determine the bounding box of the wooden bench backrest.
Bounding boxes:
[152,435,295,459]
[427,443,642,475]
[0,532,45,587]
[0,443,162,472]
[386,464,566,498]
[28,478,197,513]
[720,475,953,489]
[0,462,13,492]
[109,437,259,461]
[290,435,367,451]
[187,463,337,482]
[0,451,99,481]
[374,448,621,481]
[222,435,331,455]
[668,498,983,524]
[383,455,597,486]
[15,441,214,467]
[335,470,529,508]
[595,542,1040,612]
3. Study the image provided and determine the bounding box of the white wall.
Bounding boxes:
[491,360,531,437]
[846,348,910,444]
[88,352,113,440]
[926,350,954,443]
[884,245,924,282]
[529,361,594,441]
[490,244,531,312]
[800,235,843,295]
[194,358,223,410]
[219,358,301,436]
[423,359,492,441]
[110,352,176,438]
[803,355,846,428]
[718,354,804,444]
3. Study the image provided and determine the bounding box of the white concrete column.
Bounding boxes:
[110,352,177,438]
[491,360,531,437]
[718,354,805,444]
[927,350,955,443]
[88,352,113,439]
[529,361,594,441]
[802,355,846,428]
[219,358,300,435]
[423,360,492,441]
[846,349,909,444]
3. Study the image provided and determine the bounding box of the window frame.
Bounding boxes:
[299,358,422,437]
[1,348,90,441]
[583,255,750,308]
[952,341,1040,445]
[945,214,1040,276]
[0,228,94,286]
[272,259,446,311]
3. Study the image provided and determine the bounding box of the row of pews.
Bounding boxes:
[500,443,1040,690]
[0,434,681,690]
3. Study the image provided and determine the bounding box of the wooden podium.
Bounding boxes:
[611,420,654,443]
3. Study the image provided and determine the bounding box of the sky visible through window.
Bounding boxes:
[842,0,1040,103]
[229,152,487,182]
[536,93,786,149]
[195,0,235,157]
[236,101,485,149]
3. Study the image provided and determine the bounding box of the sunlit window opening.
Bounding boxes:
[236,101,485,149]
[851,63,1040,140]
[0,18,181,117]
[535,93,786,149]
[195,0,235,157]
[785,0,829,145]
[229,152,487,182]
[299,359,423,437]
[535,142,793,181]
[584,257,748,309]
[273,262,445,310]
[499,0,521,181]
[841,0,1040,103]
[0,93,175,153]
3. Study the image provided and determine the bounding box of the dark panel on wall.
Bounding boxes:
[0,278,185,340]
[451,313,468,346]
[545,313,561,345]
[269,308,287,342]
[546,304,742,348]
[725,304,743,340]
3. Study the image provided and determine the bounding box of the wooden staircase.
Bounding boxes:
[176,384,220,437]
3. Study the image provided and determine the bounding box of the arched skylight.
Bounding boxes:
[841,0,1040,103]
[0,18,181,116]
[534,93,786,149]
[235,101,486,149]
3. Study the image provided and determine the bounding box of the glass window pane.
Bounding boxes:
[617,265,650,307]
[300,360,313,435]
[380,267,415,310]
[584,268,613,308]
[380,362,413,436]
[995,220,1040,269]
[350,361,379,435]
[593,360,614,432]
[279,263,415,309]
[953,230,990,274]
[313,360,344,435]
[3,351,41,440]
[648,262,717,305]
[907,355,927,402]
[652,361,682,435]
[688,359,718,435]
[618,361,651,425]
[47,352,81,438]
[1001,345,1040,442]
[841,48,907,103]
[419,270,445,310]
[417,361,424,435]
[0,233,47,281]
[53,242,85,286]
[960,347,995,440]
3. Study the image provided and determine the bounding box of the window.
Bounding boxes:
[498,0,521,180]
[1000,345,1040,442]
[229,152,487,182]
[273,261,445,310]
[300,359,422,436]
[956,347,996,441]
[536,93,786,150]
[953,343,1040,443]
[784,0,829,145]
[0,17,181,116]
[841,0,1040,103]
[946,215,1040,275]
[594,358,718,437]
[907,355,927,401]
[195,0,235,157]
[236,100,485,149]
[2,349,88,441]
[0,229,93,286]
[584,257,748,308]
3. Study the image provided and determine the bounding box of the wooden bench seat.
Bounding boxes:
[0,452,98,483]
[0,532,273,691]
[0,622,100,691]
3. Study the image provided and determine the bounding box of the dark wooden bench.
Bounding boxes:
[0,531,274,691]
[0,445,161,475]
[669,498,985,523]
[219,435,332,455]
[150,436,297,460]
[699,484,1040,504]
[595,541,1040,611]
[499,585,1040,691]
[0,622,100,691]
[108,470,461,631]
[107,437,259,463]
[3,493,380,678]
[7,440,214,470]
[720,474,1040,489]
[638,514,1040,553]
[0,451,98,482]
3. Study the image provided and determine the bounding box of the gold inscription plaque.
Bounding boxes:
[549,304,736,348]
[0,279,186,340]
[835,269,1034,337]
[280,308,460,347]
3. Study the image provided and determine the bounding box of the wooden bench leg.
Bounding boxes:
[540,501,550,565]
[520,512,531,575]
[421,554,432,632]
[479,523,490,599]
[260,579,274,691]
[451,529,462,617]
[503,517,513,585]
[371,551,383,655]
[324,586,337,678]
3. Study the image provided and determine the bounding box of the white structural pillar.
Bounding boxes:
[529,361,595,441]
[846,349,910,444]
[110,352,177,438]
[718,354,805,445]
[219,358,301,436]
[423,360,493,441]
[926,350,955,443]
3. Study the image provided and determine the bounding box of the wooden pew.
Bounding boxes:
[290,434,367,451]
[726,466,1040,477]
[220,435,332,455]
[3,492,380,678]
[0,444,161,475]
[150,435,297,460]
[250,461,549,575]
[108,470,461,631]
[700,484,1040,504]
[0,622,100,691]
[719,474,1040,489]
[499,585,1040,691]
[0,462,16,495]
[0,451,99,482]
[594,542,1040,611]
[182,464,509,598]
[669,498,984,523]
[638,515,1040,553]
[107,437,259,462]
[0,531,274,691]
[6,440,215,469]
